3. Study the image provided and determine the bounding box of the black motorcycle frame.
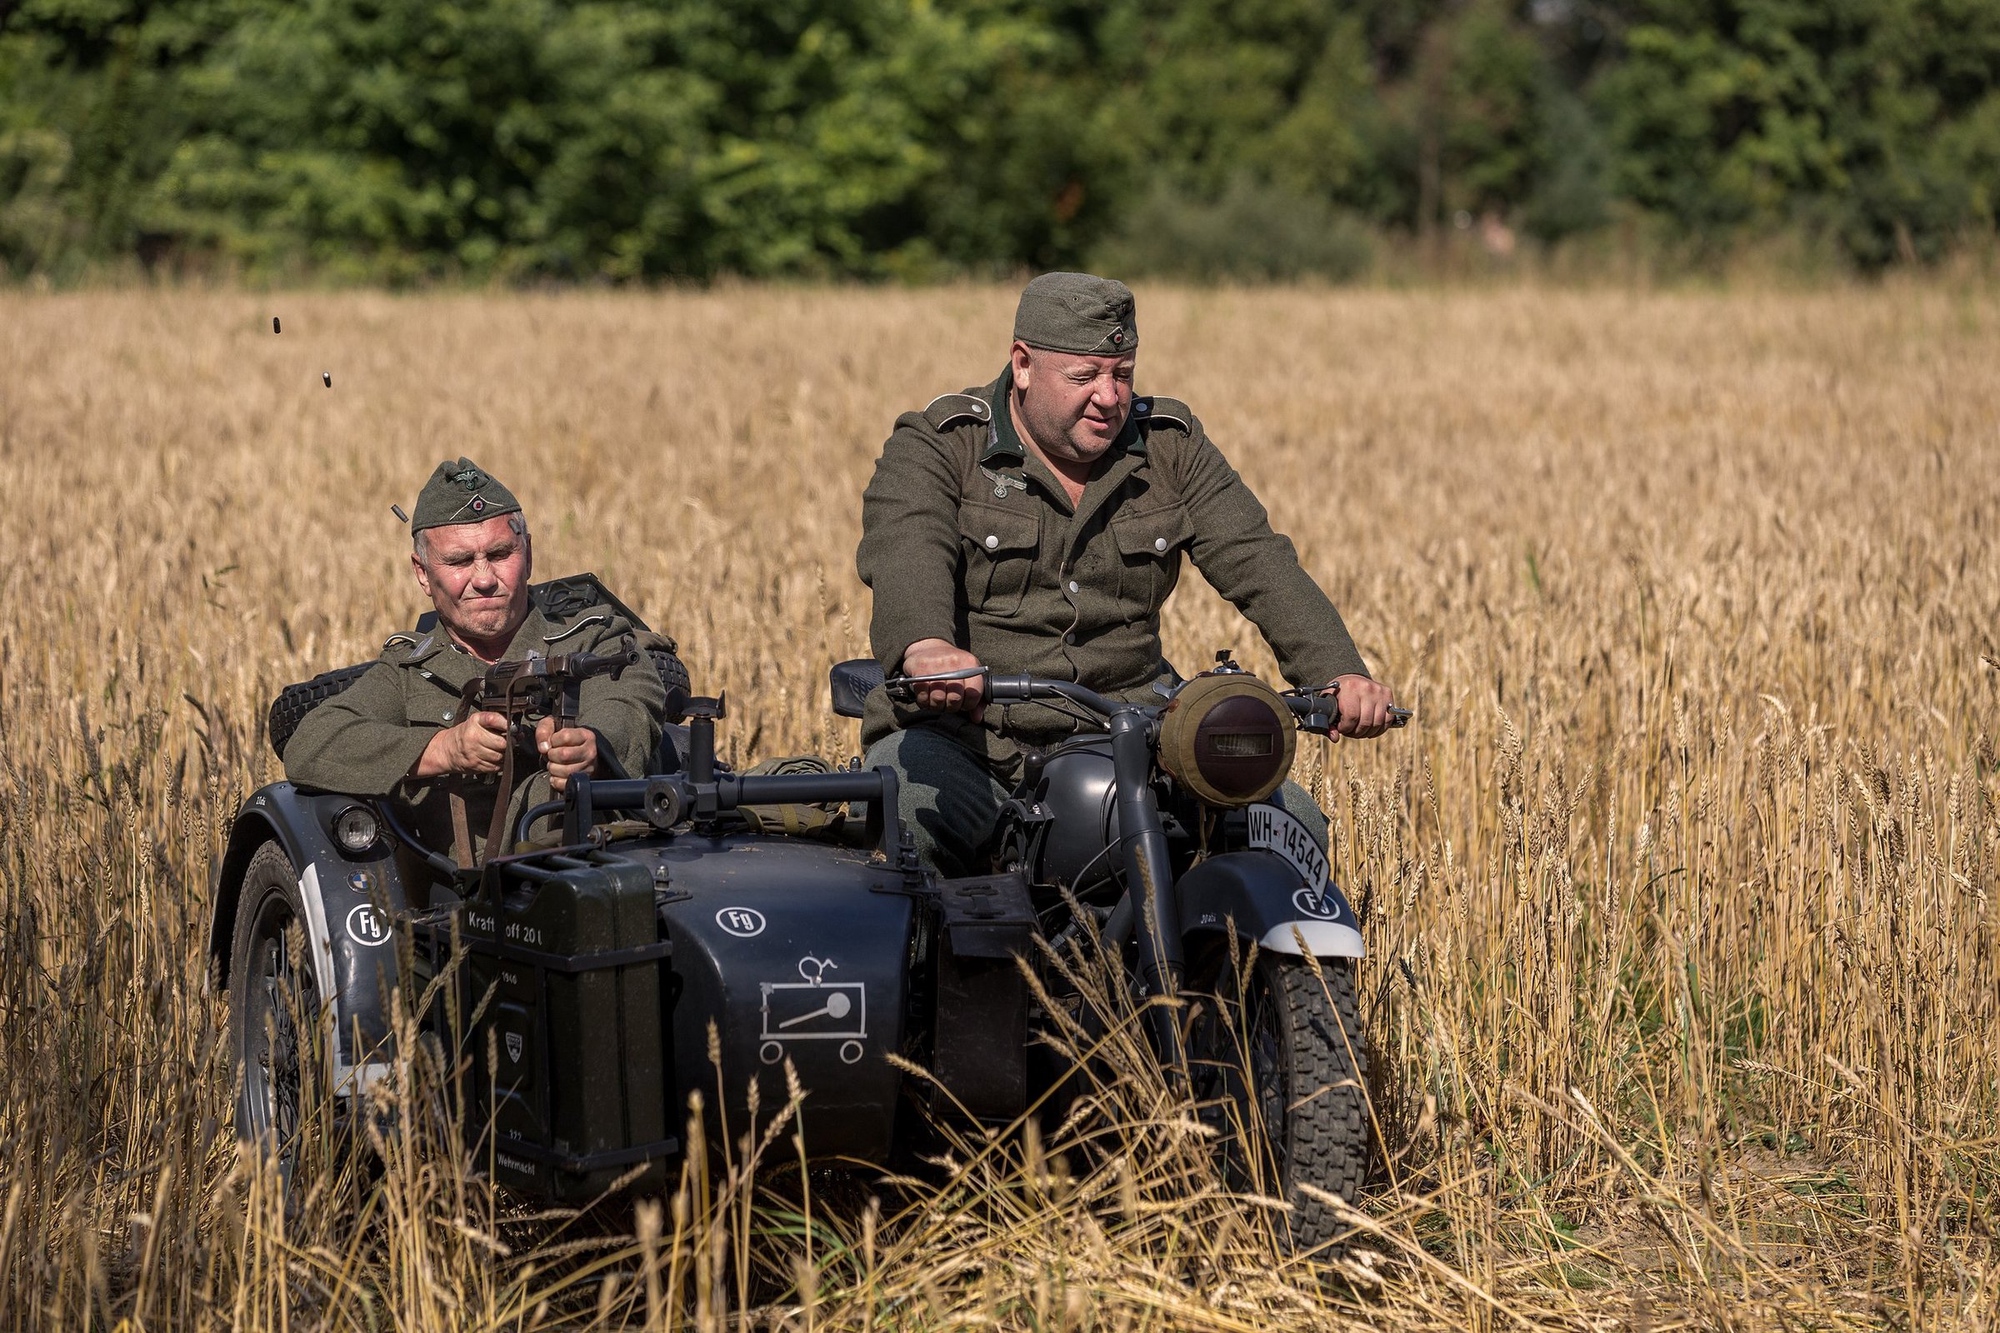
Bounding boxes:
[868,664,1376,1077]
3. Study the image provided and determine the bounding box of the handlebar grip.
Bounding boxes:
[983,673,1033,702]
[883,665,998,705]
[1282,694,1415,730]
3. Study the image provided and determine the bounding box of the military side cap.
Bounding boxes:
[410,457,522,532]
[1013,272,1138,356]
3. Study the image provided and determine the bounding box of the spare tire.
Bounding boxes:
[268,663,374,759]
[650,647,692,723]
[267,648,695,759]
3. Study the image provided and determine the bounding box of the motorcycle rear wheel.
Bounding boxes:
[1186,948,1373,1253]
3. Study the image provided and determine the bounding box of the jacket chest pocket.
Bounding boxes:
[960,501,1041,616]
[1110,502,1193,609]
[406,672,460,727]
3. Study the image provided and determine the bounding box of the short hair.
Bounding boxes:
[413,513,529,568]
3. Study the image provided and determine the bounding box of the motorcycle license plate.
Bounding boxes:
[1246,804,1328,888]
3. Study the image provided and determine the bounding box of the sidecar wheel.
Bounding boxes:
[228,841,325,1188]
[1186,950,1372,1253]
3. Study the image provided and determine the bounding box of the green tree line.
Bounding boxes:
[5,0,2000,281]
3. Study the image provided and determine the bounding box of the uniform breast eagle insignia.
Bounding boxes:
[979,466,1028,500]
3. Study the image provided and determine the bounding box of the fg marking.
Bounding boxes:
[345,903,391,947]
[760,955,867,1066]
[1291,886,1341,920]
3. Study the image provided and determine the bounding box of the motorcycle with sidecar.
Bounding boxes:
[211,617,1403,1250]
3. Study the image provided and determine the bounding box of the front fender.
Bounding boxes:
[208,782,412,1091]
[1177,850,1366,959]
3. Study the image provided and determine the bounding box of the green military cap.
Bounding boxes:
[1012,272,1138,356]
[409,457,522,532]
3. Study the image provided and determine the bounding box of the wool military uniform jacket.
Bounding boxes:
[283,584,666,857]
[857,368,1368,768]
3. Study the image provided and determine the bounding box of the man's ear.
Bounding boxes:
[1009,341,1033,394]
[411,546,433,598]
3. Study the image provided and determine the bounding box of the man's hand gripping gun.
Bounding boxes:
[458,644,640,865]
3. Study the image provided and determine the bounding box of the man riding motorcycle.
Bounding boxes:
[856,271,1397,877]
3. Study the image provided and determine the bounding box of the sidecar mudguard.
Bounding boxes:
[1177,850,1366,959]
[648,836,918,1163]
[208,781,411,1095]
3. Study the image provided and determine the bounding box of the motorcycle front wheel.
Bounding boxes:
[1185,947,1373,1253]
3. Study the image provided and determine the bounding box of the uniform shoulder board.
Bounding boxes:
[533,572,654,632]
[922,392,992,432]
[1132,395,1193,431]
[383,631,436,662]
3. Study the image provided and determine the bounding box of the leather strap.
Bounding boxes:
[449,792,474,869]
[483,733,516,862]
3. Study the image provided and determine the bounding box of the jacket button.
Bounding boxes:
[1154,537,1168,552]
[985,534,999,550]
[1063,633,1075,645]
[442,710,454,722]
[1068,580,1079,594]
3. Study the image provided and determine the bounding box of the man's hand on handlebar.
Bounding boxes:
[901,638,986,720]
[1325,674,1397,739]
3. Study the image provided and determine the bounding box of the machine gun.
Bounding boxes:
[457,645,640,864]
[458,645,640,738]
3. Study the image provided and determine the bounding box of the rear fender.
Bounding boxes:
[1176,850,1366,959]
[208,782,411,1093]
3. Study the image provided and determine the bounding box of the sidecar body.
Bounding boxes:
[209,763,1037,1201]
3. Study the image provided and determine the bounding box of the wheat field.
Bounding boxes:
[0,283,1995,1330]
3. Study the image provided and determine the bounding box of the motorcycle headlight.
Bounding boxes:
[1157,671,1296,807]
[332,804,380,855]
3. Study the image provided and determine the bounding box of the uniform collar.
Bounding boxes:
[980,366,1146,467]
[391,631,448,667]
[396,599,557,672]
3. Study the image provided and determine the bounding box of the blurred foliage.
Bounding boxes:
[4,0,2000,281]
[1098,176,1375,282]
[1598,0,2000,267]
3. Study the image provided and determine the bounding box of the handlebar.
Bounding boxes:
[886,667,1130,719]
[1279,689,1414,732]
[885,669,1413,733]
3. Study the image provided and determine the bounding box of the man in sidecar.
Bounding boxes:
[856,272,1397,877]
[283,458,665,865]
